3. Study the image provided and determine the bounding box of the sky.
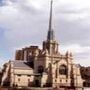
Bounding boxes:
[0,0,90,67]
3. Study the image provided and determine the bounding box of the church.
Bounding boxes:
[1,0,83,89]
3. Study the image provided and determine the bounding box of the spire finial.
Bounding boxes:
[47,0,55,41]
[49,0,53,31]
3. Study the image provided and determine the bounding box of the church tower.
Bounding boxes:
[43,0,59,55]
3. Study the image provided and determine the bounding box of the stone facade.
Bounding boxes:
[1,61,34,87]
[14,41,83,88]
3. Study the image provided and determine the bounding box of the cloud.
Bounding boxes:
[0,0,90,67]
[60,44,90,54]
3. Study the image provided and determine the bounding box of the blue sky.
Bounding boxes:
[0,0,90,67]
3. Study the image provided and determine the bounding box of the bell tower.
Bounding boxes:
[43,0,59,55]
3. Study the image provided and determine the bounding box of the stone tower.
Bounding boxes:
[43,0,59,55]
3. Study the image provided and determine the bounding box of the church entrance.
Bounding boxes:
[35,80,40,87]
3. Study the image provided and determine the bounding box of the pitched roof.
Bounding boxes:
[11,60,33,70]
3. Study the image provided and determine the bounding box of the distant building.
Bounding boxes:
[80,66,90,87]
[1,0,85,90]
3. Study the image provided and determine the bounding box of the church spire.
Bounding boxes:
[43,0,59,54]
[47,0,55,41]
[49,0,53,31]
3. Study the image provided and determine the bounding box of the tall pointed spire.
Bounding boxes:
[47,0,55,41]
[43,0,59,54]
[49,0,53,32]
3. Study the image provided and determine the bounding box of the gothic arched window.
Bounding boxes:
[59,65,67,75]
[38,65,44,73]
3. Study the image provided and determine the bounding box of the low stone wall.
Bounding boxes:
[0,87,85,90]
[84,88,90,90]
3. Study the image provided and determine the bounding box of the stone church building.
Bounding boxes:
[1,0,84,89]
